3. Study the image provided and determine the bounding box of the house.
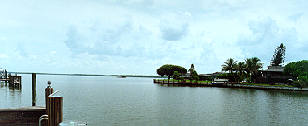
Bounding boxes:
[199,72,223,81]
[198,74,212,80]
[212,78,229,84]
[261,65,293,83]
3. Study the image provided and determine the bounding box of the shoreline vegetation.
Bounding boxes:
[153,79,308,91]
[155,43,308,91]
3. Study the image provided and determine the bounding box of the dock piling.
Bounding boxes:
[44,81,63,126]
[45,81,54,113]
[32,73,36,106]
[47,91,63,126]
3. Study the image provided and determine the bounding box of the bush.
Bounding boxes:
[292,76,308,88]
[285,60,308,88]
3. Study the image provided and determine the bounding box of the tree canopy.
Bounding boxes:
[245,57,262,82]
[189,69,199,82]
[220,57,262,83]
[156,64,187,80]
[189,64,195,73]
[284,60,308,88]
[236,62,246,76]
[271,43,286,66]
[172,71,181,80]
[222,58,237,74]
[284,60,308,78]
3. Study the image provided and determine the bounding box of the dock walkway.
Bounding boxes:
[0,106,46,126]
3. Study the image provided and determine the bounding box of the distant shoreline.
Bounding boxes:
[8,72,161,78]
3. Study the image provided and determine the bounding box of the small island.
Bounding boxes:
[154,43,308,91]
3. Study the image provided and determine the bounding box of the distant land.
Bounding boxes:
[8,71,161,78]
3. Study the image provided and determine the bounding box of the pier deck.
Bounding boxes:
[0,106,47,126]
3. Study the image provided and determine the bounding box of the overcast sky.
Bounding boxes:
[0,0,308,75]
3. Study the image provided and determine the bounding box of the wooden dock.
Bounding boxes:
[1,69,21,89]
[0,106,46,126]
[0,80,63,126]
[0,74,22,89]
[0,78,9,81]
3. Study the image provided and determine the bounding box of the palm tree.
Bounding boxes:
[237,62,246,76]
[245,57,262,82]
[222,58,237,74]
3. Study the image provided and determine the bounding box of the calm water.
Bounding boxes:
[1,75,308,126]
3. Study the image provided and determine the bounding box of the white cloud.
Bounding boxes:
[0,54,8,59]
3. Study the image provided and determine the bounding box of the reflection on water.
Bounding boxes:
[1,75,308,126]
[0,82,22,108]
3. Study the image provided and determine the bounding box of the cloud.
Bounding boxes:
[159,12,191,41]
[64,20,169,60]
[235,17,307,66]
[0,54,8,59]
[289,13,304,22]
[65,21,134,56]
[160,23,188,41]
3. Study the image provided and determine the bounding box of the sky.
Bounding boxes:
[0,0,308,75]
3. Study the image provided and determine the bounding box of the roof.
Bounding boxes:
[262,69,284,72]
[262,65,284,72]
[213,78,228,82]
[199,74,212,77]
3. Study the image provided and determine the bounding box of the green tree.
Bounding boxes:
[157,64,187,83]
[173,71,180,80]
[189,70,199,83]
[294,75,308,88]
[222,58,237,74]
[236,62,246,75]
[284,60,308,88]
[284,60,308,78]
[236,62,246,82]
[271,43,286,66]
[189,64,195,73]
[245,57,262,82]
[193,70,199,80]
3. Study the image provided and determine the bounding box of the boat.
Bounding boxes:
[118,75,127,78]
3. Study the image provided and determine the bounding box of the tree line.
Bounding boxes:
[221,57,262,83]
[156,43,308,88]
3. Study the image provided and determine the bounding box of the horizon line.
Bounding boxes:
[8,71,160,77]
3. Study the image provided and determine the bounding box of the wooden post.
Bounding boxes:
[45,81,54,113]
[19,76,22,89]
[47,92,63,126]
[32,73,36,106]
[4,70,7,79]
